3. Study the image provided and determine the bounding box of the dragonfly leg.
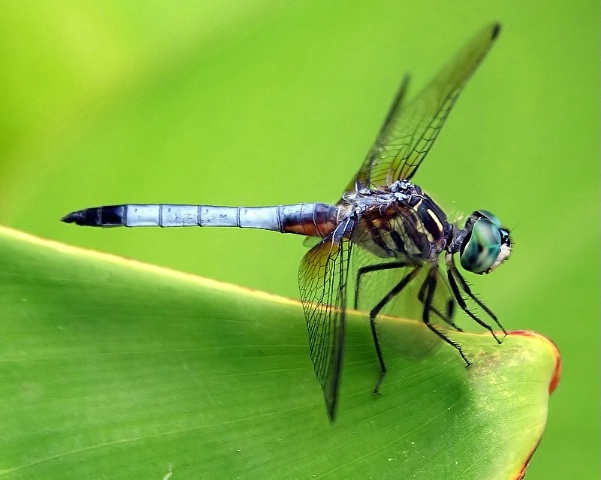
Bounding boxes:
[368,265,422,394]
[422,267,472,367]
[417,277,462,331]
[354,261,412,309]
[446,259,506,342]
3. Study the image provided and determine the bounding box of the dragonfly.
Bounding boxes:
[63,23,511,421]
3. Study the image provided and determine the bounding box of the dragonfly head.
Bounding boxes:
[459,210,511,275]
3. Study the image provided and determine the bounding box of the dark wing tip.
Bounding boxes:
[326,398,337,422]
[491,23,501,40]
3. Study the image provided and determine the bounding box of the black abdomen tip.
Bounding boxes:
[61,210,86,224]
[61,206,125,227]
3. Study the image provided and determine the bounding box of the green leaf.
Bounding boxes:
[0,226,559,479]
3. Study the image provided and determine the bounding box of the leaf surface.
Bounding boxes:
[0,227,559,479]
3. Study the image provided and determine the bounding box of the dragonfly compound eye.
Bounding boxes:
[475,209,501,227]
[460,218,505,274]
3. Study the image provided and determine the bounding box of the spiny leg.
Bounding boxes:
[446,264,505,343]
[367,265,422,394]
[354,261,411,309]
[422,267,472,366]
[453,266,507,336]
[417,275,462,331]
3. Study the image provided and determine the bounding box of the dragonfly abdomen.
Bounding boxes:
[62,203,338,236]
[279,202,338,237]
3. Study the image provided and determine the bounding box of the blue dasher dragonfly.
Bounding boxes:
[63,23,511,421]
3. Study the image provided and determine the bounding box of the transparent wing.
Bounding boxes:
[302,236,321,249]
[348,23,500,191]
[299,235,352,421]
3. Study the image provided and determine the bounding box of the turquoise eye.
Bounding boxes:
[460,219,502,273]
[476,209,502,228]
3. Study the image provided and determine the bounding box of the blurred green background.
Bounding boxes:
[0,1,598,478]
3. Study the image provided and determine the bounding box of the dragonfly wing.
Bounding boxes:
[344,74,411,193]
[302,236,322,249]
[349,23,500,191]
[299,235,352,421]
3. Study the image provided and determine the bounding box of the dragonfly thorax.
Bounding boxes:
[343,182,451,263]
[342,179,415,209]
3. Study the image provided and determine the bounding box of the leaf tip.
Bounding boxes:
[507,330,561,394]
